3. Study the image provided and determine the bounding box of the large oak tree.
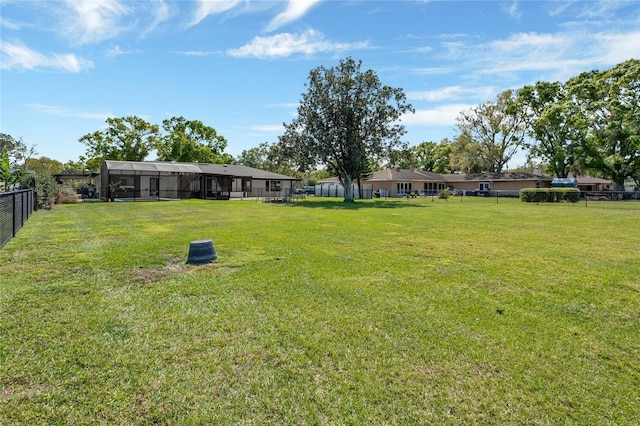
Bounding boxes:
[518,81,585,178]
[279,57,413,202]
[156,116,232,164]
[79,116,160,170]
[456,89,527,173]
[567,59,640,191]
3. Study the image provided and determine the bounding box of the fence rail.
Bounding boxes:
[0,189,34,249]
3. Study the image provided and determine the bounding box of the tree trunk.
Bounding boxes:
[341,173,354,202]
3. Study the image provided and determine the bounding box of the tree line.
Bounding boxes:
[389,58,639,193]
[236,57,638,200]
[2,58,638,201]
[78,116,233,170]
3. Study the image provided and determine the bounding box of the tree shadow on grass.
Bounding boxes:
[285,199,432,210]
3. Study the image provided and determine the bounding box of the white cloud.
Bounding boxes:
[407,86,497,102]
[266,0,322,32]
[406,46,434,54]
[263,102,299,108]
[400,104,474,126]
[0,16,25,30]
[172,50,220,57]
[250,124,284,132]
[576,0,633,19]
[546,1,575,17]
[61,0,132,45]
[106,44,141,58]
[140,1,173,39]
[26,103,113,120]
[502,1,522,20]
[489,31,561,54]
[0,40,93,72]
[472,30,640,78]
[189,0,241,27]
[227,29,369,59]
[589,31,640,65]
[410,67,454,76]
[547,0,632,19]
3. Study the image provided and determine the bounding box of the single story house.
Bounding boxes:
[365,169,447,197]
[319,169,552,198]
[567,174,612,192]
[440,172,553,197]
[99,160,299,201]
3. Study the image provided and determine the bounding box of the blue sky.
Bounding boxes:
[1,0,639,167]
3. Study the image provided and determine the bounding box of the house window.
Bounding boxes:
[267,180,281,191]
[397,182,412,195]
[479,182,490,191]
[424,182,443,195]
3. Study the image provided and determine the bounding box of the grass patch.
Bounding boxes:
[1,197,639,424]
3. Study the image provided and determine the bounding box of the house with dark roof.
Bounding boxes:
[99,160,299,201]
[567,174,612,192]
[319,169,554,198]
[365,169,447,197]
[440,172,553,196]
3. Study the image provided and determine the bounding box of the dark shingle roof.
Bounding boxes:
[440,172,551,182]
[367,169,445,182]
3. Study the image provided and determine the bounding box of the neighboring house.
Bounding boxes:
[99,160,299,201]
[319,170,551,198]
[366,169,446,197]
[317,169,446,198]
[441,172,552,197]
[567,174,612,192]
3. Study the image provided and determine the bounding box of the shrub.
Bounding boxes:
[439,187,451,200]
[519,188,547,203]
[21,171,57,209]
[520,188,580,203]
[55,184,80,204]
[564,189,580,203]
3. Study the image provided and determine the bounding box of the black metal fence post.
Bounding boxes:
[1,189,34,249]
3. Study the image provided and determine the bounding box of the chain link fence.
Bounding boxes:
[0,189,34,249]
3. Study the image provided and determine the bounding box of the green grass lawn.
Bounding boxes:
[1,197,639,424]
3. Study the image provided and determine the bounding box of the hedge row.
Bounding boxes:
[520,188,581,203]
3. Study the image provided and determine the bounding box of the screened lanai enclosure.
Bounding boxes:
[101,161,208,200]
[99,161,298,201]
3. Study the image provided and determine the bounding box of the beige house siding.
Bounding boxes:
[369,180,446,197]
[320,170,556,198]
[447,180,544,194]
[442,173,552,196]
[366,169,446,197]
